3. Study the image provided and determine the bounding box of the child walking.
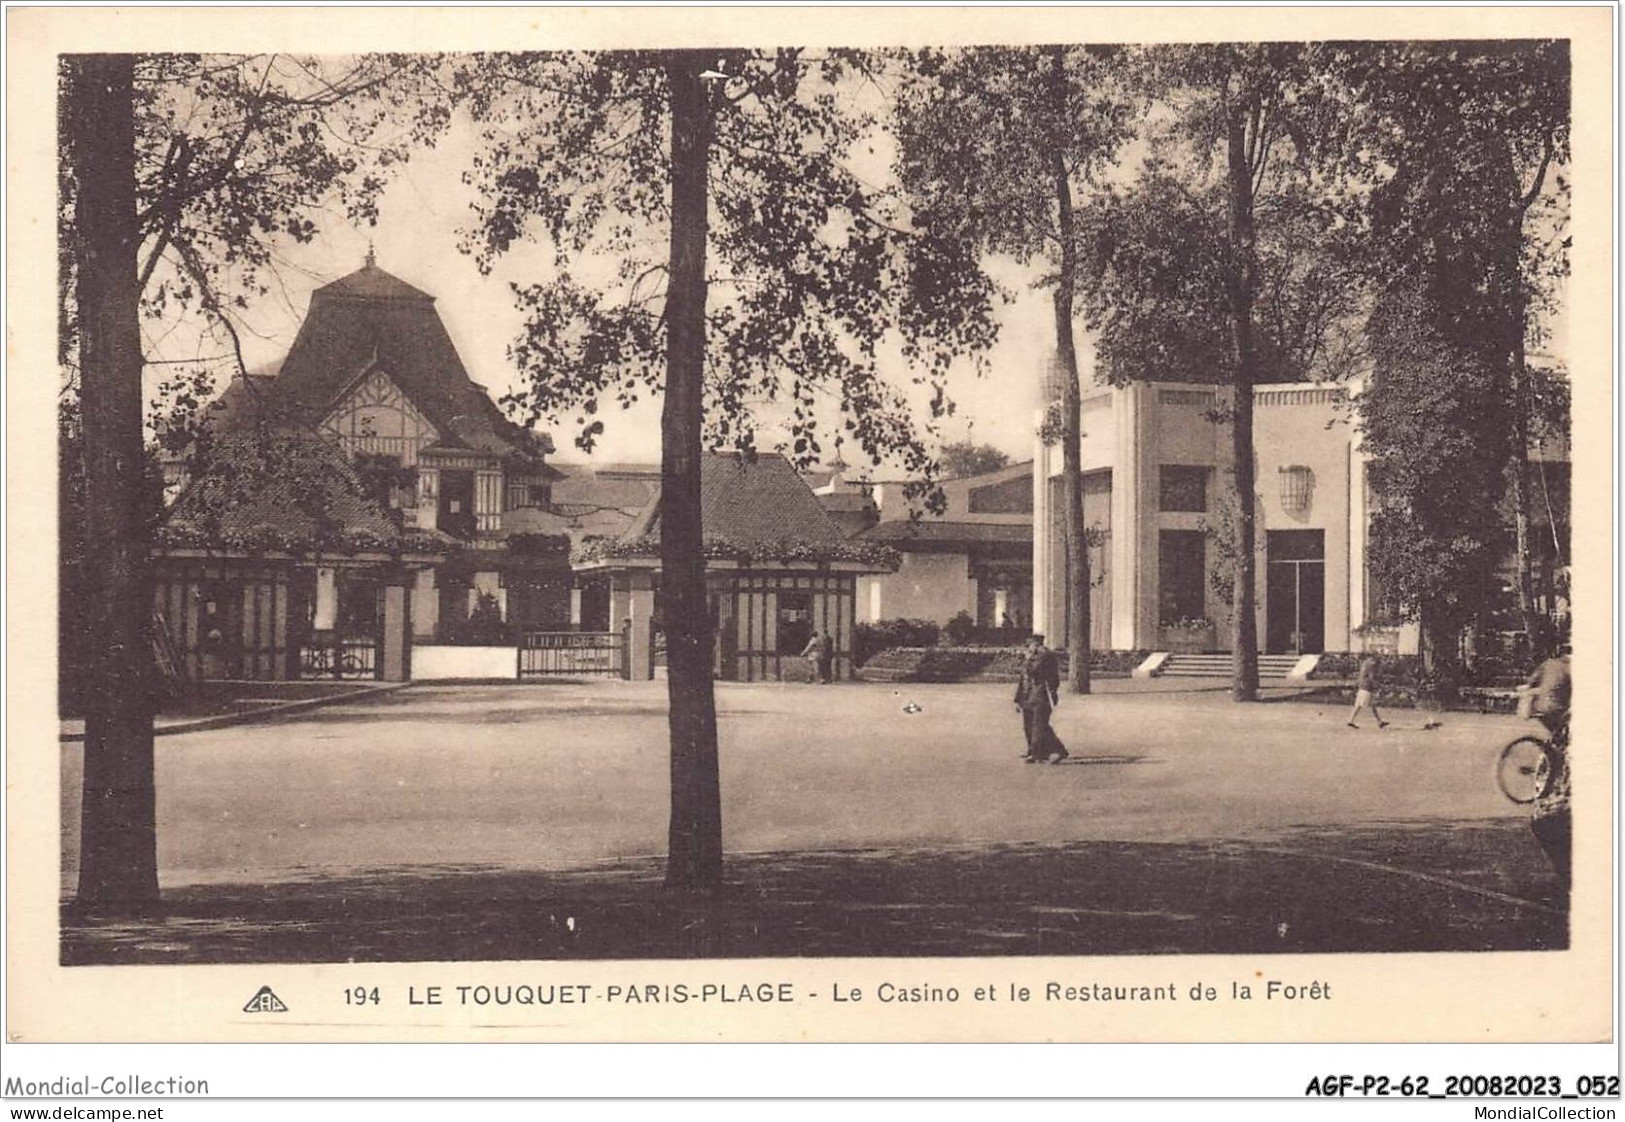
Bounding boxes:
[1347,654,1389,729]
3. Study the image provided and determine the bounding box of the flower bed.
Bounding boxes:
[1158,619,1216,653]
[572,534,900,570]
[857,646,1150,683]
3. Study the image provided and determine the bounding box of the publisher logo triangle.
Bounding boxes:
[243,986,289,1014]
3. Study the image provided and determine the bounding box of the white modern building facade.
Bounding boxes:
[1031,377,1402,656]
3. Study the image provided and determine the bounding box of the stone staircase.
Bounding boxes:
[1158,652,1309,680]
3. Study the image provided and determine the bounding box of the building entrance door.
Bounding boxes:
[777,591,813,659]
[1265,530,1325,653]
[438,470,475,538]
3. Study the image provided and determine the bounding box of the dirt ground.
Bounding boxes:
[60,679,1567,962]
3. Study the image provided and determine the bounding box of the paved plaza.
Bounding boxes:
[60,679,1568,961]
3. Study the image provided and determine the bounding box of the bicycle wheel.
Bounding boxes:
[1495,736,1551,805]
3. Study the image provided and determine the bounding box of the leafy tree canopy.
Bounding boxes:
[452,50,999,500]
[937,439,1011,478]
[1075,43,1367,390]
[59,52,436,389]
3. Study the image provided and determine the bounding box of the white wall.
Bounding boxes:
[863,552,976,626]
[1038,380,1362,652]
[412,645,516,680]
[1251,386,1355,651]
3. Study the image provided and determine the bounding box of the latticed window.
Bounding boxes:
[1279,465,1315,516]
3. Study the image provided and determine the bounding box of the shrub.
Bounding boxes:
[936,623,1032,647]
[852,618,940,666]
[943,610,977,646]
[858,644,1151,680]
[1313,650,1536,690]
[441,591,513,646]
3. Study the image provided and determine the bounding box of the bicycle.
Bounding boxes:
[300,644,369,680]
[1495,707,1568,806]
[1495,734,1555,804]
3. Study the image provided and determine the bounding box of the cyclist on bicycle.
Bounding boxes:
[1526,649,1571,740]
[1524,648,1571,885]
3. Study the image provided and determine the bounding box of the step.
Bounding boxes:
[1160,652,1305,680]
[854,666,916,683]
[1165,653,1298,660]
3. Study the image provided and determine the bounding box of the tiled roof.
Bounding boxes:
[860,520,1033,546]
[622,453,850,549]
[315,263,434,302]
[549,465,661,540]
[267,261,549,463]
[159,428,411,552]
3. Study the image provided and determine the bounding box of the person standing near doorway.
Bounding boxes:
[817,629,835,684]
[1347,653,1389,729]
[800,629,825,684]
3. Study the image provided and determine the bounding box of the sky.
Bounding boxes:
[140,53,1567,475]
[156,101,1070,473]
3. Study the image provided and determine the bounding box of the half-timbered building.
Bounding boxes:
[571,453,898,681]
[152,253,580,681]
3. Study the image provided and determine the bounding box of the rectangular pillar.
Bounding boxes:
[380,584,409,681]
[628,572,655,680]
[569,586,583,628]
[1030,427,1052,640]
[609,576,632,634]
[314,566,338,630]
[410,568,437,640]
[836,579,855,681]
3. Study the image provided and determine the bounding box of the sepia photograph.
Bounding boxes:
[6,5,1614,1060]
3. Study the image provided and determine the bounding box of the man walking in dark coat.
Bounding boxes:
[1015,634,1068,764]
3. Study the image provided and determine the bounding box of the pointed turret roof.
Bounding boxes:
[266,256,551,463]
[314,258,435,302]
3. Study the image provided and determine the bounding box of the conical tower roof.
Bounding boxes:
[313,254,434,302]
[266,255,549,462]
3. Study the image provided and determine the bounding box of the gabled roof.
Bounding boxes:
[548,464,661,539]
[156,373,278,447]
[158,427,430,554]
[266,260,550,463]
[625,453,850,549]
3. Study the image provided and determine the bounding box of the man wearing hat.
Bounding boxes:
[1014,633,1068,764]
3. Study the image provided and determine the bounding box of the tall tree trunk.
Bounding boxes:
[1419,602,1462,703]
[1049,50,1090,694]
[661,52,723,892]
[68,54,160,909]
[1497,133,1554,659]
[1506,282,1544,656]
[1224,93,1261,702]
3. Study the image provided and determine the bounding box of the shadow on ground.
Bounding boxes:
[62,819,1565,965]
